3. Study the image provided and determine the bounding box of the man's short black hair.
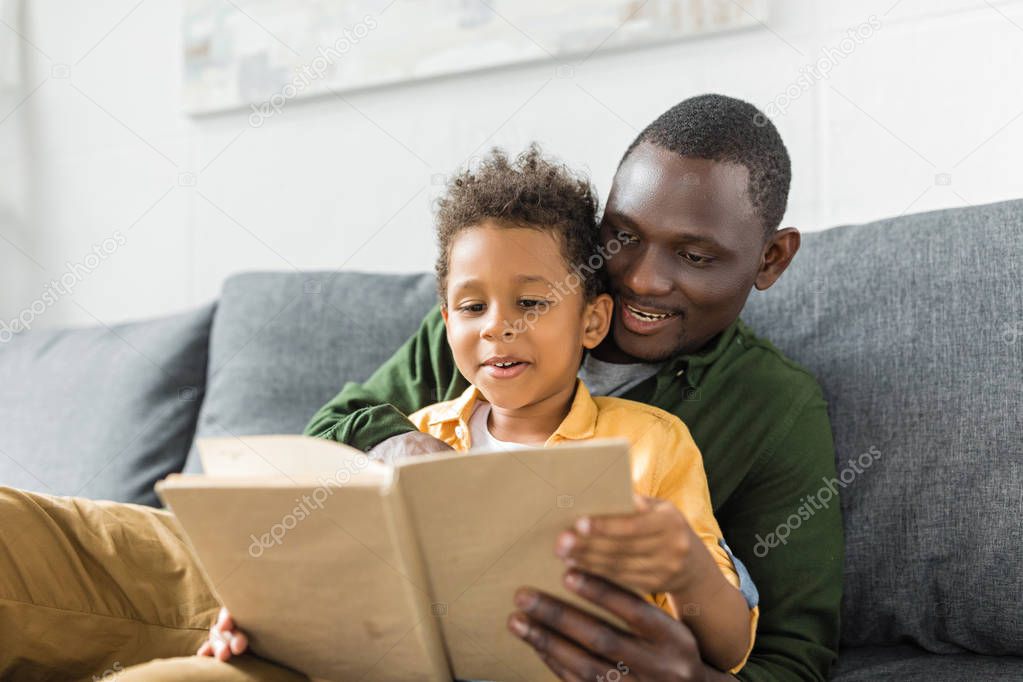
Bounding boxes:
[623,94,791,235]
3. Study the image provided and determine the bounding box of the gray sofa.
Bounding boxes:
[1,199,1020,679]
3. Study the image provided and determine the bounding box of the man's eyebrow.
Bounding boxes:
[605,211,728,251]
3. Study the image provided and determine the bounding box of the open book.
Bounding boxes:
[156,435,634,681]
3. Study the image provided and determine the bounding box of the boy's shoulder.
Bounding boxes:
[591,395,694,444]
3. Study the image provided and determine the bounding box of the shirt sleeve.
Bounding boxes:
[720,395,844,682]
[303,305,469,452]
[640,416,759,674]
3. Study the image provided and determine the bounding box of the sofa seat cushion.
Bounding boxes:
[831,645,1023,681]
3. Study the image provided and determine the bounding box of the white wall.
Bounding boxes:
[1,0,1021,330]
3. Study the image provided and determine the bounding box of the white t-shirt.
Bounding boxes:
[467,401,533,451]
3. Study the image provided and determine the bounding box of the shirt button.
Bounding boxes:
[676,368,685,377]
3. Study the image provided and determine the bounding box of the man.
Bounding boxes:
[304,93,843,681]
[0,94,840,682]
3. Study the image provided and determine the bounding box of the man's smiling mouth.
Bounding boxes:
[624,302,679,322]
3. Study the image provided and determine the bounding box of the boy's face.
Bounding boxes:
[441,222,612,410]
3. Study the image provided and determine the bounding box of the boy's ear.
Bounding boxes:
[441,305,449,325]
[581,294,613,349]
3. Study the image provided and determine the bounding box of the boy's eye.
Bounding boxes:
[459,303,486,313]
[519,298,547,309]
[615,230,638,245]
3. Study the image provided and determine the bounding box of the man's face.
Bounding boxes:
[599,142,769,362]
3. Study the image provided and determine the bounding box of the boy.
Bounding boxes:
[204,145,758,674]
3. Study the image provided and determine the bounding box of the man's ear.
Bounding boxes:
[755,227,800,291]
[581,294,613,349]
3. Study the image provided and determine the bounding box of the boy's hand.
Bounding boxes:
[196,607,249,661]
[555,494,707,595]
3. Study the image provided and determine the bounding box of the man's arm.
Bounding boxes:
[303,305,469,452]
[514,393,843,681]
[718,396,844,681]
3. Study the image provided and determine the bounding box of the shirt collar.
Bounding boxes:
[549,380,598,442]
[424,380,599,442]
[426,383,481,426]
[665,318,742,387]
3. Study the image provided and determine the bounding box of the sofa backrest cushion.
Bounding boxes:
[183,271,436,472]
[0,304,214,506]
[741,199,1023,655]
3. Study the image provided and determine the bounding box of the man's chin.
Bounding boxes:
[612,323,683,364]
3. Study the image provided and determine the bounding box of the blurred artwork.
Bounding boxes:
[183,0,767,114]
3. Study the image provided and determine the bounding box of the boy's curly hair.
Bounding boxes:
[435,144,603,303]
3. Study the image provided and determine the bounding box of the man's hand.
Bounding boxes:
[555,494,709,595]
[508,571,731,681]
[367,431,453,463]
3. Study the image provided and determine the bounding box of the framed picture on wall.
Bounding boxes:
[182,0,768,115]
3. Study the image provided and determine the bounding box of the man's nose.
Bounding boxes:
[623,247,673,297]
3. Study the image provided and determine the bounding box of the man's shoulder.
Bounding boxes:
[726,318,826,407]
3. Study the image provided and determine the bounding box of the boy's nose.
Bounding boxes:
[480,307,518,343]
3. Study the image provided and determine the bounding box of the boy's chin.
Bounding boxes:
[475,383,534,411]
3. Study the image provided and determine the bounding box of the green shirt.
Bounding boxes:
[304,306,843,681]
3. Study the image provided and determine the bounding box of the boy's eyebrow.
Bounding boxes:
[449,275,554,292]
[515,274,554,285]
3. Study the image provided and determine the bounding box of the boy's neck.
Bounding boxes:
[485,381,578,446]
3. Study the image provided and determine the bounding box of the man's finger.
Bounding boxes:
[508,612,617,682]
[563,570,680,640]
[512,587,638,664]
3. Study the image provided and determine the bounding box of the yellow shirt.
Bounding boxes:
[409,379,758,672]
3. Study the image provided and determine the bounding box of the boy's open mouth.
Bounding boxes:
[482,356,530,379]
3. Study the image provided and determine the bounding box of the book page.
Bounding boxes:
[393,439,634,681]
[157,476,449,681]
[196,435,389,484]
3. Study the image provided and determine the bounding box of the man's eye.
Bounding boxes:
[615,230,638,245]
[680,252,710,265]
